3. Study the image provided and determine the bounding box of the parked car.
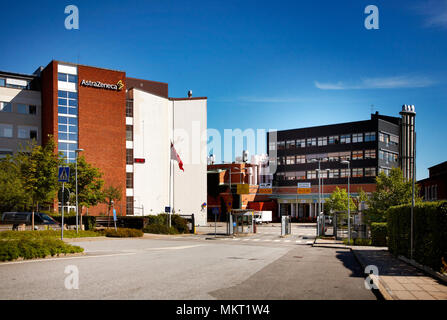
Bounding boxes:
[1,212,59,229]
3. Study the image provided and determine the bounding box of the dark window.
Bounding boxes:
[126,149,133,165]
[126,196,134,215]
[126,173,133,188]
[126,125,133,141]
[126,100,133,117]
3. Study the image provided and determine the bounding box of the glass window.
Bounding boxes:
[379,150,384,160]
[340,134,351,144]
[29,105,37,115]
[352,150,363,160]
[68,92,77,99]
[307,170,316,179]
[286,156,295,165]
[318,137,327,146]
[365,149,376,159]
[286,140,295,149]
[126,173,134,188]
[285,172,295,180]
[340,168,350,178]
[0,78,5,86]
[296,139,305,148]
[68,99,77,107]
[307,138,316,147]
[329,169,339,178]
[0,102,12,112]
[352,168,363,177]
[339,151,350,161]
[58,98,67,106]
[277,141,285,150]
[68,74,77,83]
[352,133,363,143]
[58,73,68,82]
[296,155,305,164]
[126,149,133,165]
[365,132,376,142]
[328,152,339,162]
[0,124,13,138]
[68,118,77,125]
[126,196,134,216]
[277,157,285,165]
[328,135,339,144]
[268,142,276,151]
[126,100,133,117]
[365,167,376,177]
[58,107,68,114]
[58,90,67,98]
[126,125,133,141]
[390,134,399,146]
[18,126,38,139]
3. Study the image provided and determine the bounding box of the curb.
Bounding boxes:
[398,255,447,285]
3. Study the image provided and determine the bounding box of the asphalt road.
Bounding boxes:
[0,224,376,300]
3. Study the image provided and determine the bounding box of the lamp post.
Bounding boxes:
[312,158,327,236]
[75,148,84,234]
[341,160,351,243]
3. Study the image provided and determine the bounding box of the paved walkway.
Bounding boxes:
[321,241,447,300]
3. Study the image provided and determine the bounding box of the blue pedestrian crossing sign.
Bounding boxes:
[58,166,70,182]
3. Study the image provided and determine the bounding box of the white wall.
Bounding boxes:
[172,99,207,225]
[132,89,207,225]
[132,89,170,216]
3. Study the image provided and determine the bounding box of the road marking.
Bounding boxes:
[0,252,137,266]
[284,240,291,243]
[145,245,203,251]
[232,238,240,241]
[243,239,250,241]
[273,240,280,242]
[253,239,260,242]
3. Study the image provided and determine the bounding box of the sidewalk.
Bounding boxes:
[313,239,447,300]
[352,247,447,300]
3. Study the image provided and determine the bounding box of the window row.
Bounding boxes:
[58,90,78,116]
[0,124,38,139]
[0,78,30,89]
[126,100,133,117]
[379,150,398,163]
[1,102,37,115]
[275,150,376,165]
[275,132,376,150]
[276,167,377,181]
[58,73,78,83]
[379,132,399,146]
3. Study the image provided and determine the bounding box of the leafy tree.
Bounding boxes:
[325,186,356,215]
[364,167,421,224]
[0,156,31,212]
[65,155,105,214]
[16,137,63,214]
[102,185,122,216]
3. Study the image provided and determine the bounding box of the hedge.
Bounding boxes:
[103,228,143,238]
[51,215,97,231]
[0,230,100,240]
[143,224,179,234]
[0,238,84,261]
[387,201,447,272]
[144,214,189,234]
[371,222,387,247]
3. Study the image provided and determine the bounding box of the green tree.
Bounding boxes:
[0,156,31,212]
[364,167,420,224]
[325,186,356,215]
[65,155,105,214]
[16,137,63,215]
[102,185,122,215]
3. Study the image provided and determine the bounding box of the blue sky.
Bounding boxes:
[0,0,446,179]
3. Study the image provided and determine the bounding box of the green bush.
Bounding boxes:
[0,230,101,240]
[343,238,372,246]
[0,238,84,261]
[387,201,447,272]
[104,228,143,238]
[371,222,388,247]
[143,224,178,235]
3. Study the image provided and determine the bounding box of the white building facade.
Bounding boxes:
[128,88,208,225]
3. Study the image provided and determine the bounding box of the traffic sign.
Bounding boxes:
[165,206,171,213]
[58,187,70,203]
[212,207,219,215]
[297,182,311,194]
[58,166,70,182]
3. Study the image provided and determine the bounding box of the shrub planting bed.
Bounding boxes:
[103,228,143,238]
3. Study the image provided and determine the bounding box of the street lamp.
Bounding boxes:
[341,160,351,243]
[75,148,84,234]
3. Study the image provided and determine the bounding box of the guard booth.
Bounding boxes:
[228,209,255,235]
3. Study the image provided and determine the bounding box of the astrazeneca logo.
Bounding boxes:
[80,79,124,91]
